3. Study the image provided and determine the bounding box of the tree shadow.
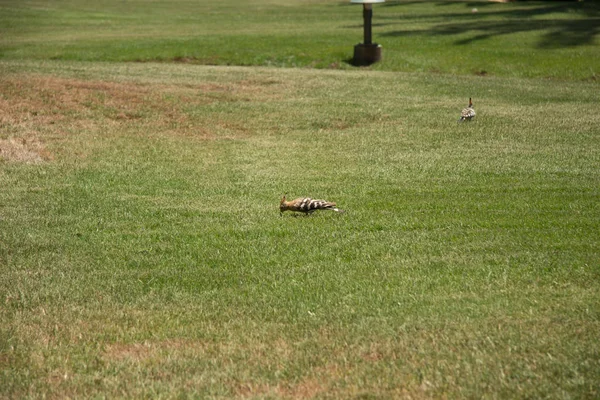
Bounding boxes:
[377,1,600,49]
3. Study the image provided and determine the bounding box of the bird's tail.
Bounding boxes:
[320,201,344,213]
[457,117,465,123]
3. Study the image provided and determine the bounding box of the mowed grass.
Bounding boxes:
[1,59,599,398]
[0,0,599,79]
[1,0,600,398]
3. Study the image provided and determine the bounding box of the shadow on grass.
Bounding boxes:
[378,1,600,48]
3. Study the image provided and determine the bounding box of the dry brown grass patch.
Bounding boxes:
[0,75,151,124]
[0,137,48,163]
[235,376,331,400]
[102,338,210,363]
[0,73,281,160]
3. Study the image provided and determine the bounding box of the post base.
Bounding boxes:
[353,43,382,66]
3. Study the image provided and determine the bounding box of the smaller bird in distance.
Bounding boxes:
[280,194,344,215]
[458,97,476,123]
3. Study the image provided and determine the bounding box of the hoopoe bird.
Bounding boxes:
[458,97,476,122]
[280,194,344,215]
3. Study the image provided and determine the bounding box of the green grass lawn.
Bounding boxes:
[1,0,599,79]
[1,0,600,399]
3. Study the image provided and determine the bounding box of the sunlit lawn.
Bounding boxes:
[1,0,599,398]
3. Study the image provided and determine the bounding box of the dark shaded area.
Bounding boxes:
[378,1,600,48]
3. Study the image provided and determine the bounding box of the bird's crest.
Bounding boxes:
[280,194,288,214]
